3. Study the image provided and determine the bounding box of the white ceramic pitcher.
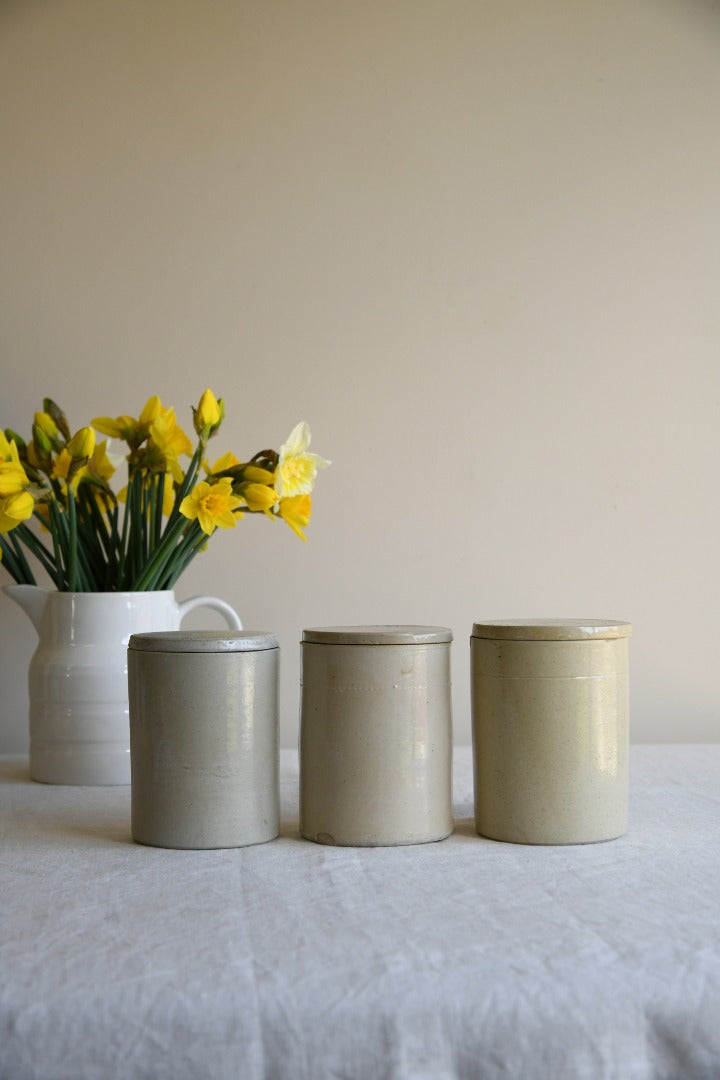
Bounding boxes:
[5,585,242,785]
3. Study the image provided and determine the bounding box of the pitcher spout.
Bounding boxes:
[4,584,51,635]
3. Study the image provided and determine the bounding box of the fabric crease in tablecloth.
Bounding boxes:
[1,745,719,1080]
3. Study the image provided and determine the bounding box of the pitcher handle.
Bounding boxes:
[177,595,243,630]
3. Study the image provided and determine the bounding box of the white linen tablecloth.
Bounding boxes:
[1,745,719,1080]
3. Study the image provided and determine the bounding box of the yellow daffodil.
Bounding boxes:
[89,440,120,484]
[1,393,328,591]
[179,478,242,535]
[92,413,140,441]
[149,409,192,457]
[0,432,21,463]
[51,449,72,483]
[149,409,193,483]
[66,426,96,461]
[51,449,86,494]
[0,460,29,497]
[193,388,224,439]
[93,396,162,447]
[139,396,162,425]
[240,483,278,514]
[243,465,276,485]
[0,490,34,534]
[278,494,312,541]
[274,422,330,499]
[78,440,123,512]
[205,450,240,475]
[161,479,175,517]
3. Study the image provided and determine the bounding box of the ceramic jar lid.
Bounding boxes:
[471,619,631,641]
[128,630,279,653]
[302,625,453,645]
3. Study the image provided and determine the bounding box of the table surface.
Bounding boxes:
[1,745,719,1080]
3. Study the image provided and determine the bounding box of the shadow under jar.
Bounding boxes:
[128,630,279,850]
[300,625,454,847]
[471,619,631,845]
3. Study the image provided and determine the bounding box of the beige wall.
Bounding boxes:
[1,0,719,751]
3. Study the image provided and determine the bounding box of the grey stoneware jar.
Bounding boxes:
[128,630,279,849]
[471,619,631,845]
[300,625,454,847]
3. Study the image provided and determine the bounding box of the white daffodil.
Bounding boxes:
[274,422,330,499]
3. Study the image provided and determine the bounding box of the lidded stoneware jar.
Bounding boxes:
[128,630,279,849]
[471,619,631,845]
[300,625,453,846]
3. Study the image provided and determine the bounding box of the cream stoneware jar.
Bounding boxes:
[128,630,279,849]
[300,625,453,847]
[471,619,631,845]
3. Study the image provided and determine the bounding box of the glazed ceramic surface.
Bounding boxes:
[471,619,631,845]
[5,585,242,786]
[300,625,453,847]
[128,630,279,849]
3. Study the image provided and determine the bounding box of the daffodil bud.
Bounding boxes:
[31,423,53,471]
[42,398,71,442]
[240,482,278,513]
[243,465,276,486]
[26,442,41,471]
[193,389,224,438]
[34,412,65,456]
[67,426,96,461]
[34,410,57,440]
[4,429,26,456]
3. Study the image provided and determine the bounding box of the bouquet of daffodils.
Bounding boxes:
[0,389,329,591]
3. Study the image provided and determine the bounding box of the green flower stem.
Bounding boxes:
[160,525,209,590]
[126,468,144,587]
[81,492,118,588]
[16,522,57,585]
[153,473,165,549]
[48,498,69,589]
[153,522,205,590]
[10,533,36,583]
[81,489,111,556]
[74,503,105,589]
[141,475,149,565]
[72,513,97,591]
[107,503,124,589]
[0,535,29,584]
[147,476,157,559]
[67,489,79,592]
[132,513,189,591]
[117,476,134,588]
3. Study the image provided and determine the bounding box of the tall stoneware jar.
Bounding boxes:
[129,629,279,849]
[300,625,453,846]
[471,619,631,845]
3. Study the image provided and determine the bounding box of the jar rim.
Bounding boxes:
[129,630,279,653]
[302,625,453,645]
[471,619,631,641]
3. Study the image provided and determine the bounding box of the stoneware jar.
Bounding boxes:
[128,629,279,849]
[471,619,631,845]
[300,625,453,847]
